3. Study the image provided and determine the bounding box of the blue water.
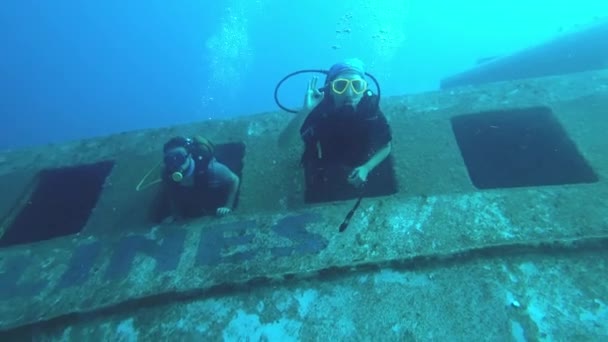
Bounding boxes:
[0,0,606,150]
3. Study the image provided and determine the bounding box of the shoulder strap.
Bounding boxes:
[300,99,330,143]
[357,91,380,116]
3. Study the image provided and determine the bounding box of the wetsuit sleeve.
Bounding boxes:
[368,109,392,152]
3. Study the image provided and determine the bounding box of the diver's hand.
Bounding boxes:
[348,166,369,188]
[303,76,325,112]
[216,207,232,217]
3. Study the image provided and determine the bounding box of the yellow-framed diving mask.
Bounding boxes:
[331,78,368,95]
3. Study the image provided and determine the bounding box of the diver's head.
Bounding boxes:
[325,58,368,108]
[163,137,195,182]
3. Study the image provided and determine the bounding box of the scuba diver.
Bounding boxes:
[276,58,393,206]
[161,136,240,220]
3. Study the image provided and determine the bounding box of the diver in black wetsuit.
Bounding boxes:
[280,58,392,202]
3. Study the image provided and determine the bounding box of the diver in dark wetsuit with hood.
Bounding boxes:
[280,58,393,202]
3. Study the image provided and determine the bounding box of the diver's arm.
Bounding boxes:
[278,108,312,148]
[278,77,325,149]
[362,142,392,172]
[224,173,240,210]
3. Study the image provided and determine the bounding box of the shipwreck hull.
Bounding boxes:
[0,69,607,340]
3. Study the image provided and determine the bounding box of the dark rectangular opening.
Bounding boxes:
[451,106,598,189]
[0,160,115,248]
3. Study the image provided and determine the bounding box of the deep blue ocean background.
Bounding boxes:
[1,0,606,150]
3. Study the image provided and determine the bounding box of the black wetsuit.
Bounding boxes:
[299,92,392,202]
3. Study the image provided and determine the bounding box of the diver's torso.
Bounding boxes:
[316,110,371,166]
[168,159,227,216]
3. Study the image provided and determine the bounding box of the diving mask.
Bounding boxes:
[331,78,367,95]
